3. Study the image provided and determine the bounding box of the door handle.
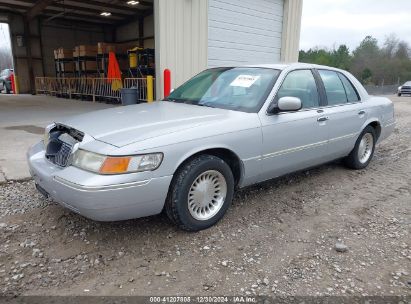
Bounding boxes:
[358,110,366,115]
[317,116,329,122]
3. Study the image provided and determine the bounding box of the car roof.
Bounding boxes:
[234,63,348,73]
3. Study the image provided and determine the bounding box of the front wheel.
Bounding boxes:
[344,126,376,170]
[165,155,234,231]
[398,93,401,97]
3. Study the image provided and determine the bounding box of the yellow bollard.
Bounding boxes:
[147,75,154,103]
[14,75,20,94]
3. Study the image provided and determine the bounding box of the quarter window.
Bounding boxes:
[318,70,348,105]
[276,70,320,109]
[338,73,360,102]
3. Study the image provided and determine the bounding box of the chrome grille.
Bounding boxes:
[45,132,77,167]
[54,142,73,167]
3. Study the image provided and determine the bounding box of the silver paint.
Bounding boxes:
[27,63,396,222]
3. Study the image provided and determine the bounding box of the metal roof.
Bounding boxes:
[0,0,153,25]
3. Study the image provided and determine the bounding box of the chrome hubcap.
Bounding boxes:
[358,133,374,164]
[188,170,227,221]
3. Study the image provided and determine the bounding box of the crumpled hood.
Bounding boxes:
[58,102,231,147]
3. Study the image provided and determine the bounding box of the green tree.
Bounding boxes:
[361,68,373,84]
[332,45,351,70]
[299,35,411,85]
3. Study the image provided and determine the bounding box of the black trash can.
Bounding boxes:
[121,87,139,106]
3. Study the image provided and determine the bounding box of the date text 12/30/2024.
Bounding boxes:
[149,296,257,303]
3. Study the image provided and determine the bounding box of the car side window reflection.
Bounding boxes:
[318,70,349,105]
[338,73,360,102]
[276,70,320,109]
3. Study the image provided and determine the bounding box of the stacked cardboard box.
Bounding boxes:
[54,42,154,78]
[97,42,137,54]
[79,45,98,57]
[56,48,73,59]
[98,42,117,54]
[60,62,75,72]
[81,61,98,71]
[73,46,80,58]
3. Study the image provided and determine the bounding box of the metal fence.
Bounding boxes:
[364,84,399,96]
[35,77,155,102]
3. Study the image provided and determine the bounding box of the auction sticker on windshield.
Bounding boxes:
[230,75,260,88]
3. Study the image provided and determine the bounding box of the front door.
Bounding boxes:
[258,69,330,182]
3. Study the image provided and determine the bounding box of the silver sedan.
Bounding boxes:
[27,63,396,231]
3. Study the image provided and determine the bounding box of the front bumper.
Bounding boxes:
[400,87,411,95]
[27,142,173,221]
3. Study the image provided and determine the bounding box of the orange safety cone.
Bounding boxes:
[107,52,123,91]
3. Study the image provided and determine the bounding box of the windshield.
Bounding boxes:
[165,67,280,113]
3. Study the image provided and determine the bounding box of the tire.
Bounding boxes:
[398,93,401,97]
[165,155,234,231]
[344,126,376,170]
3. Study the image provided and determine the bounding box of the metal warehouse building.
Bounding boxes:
[0,0,302,98]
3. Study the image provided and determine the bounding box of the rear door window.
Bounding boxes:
[338,73,360,102]
[318,70,348,106]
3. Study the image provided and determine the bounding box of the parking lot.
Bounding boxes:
[0,96,410,297]
[0,94,112,181]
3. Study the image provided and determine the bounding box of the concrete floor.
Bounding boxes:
[0,94,113,182]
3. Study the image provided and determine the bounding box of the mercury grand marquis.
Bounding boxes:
[28,64,396,231]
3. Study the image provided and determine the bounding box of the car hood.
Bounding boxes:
[58,102,232,147]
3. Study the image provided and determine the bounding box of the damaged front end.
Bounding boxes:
[44,124,85,167]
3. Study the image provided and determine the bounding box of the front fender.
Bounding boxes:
[173,143,245,184]
[166,128,262,188]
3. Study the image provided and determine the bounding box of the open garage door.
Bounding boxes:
[0,0,154,96]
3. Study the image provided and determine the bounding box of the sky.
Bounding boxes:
[300,0,411,51]
[0,23,11,50]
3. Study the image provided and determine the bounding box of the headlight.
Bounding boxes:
[398,86,402,91]
[72,150,163,175]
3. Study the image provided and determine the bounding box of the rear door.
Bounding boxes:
[316,69,366,158]
[258,69,330,181]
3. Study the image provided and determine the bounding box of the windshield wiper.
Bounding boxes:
[197,102,216,108]
[165,98,184,102]
[167,98,216,108]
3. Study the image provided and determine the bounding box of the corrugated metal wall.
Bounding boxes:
[281,0,303,62]
[208,0,284,67]
[154,0,209,98]
[154,0,302,98]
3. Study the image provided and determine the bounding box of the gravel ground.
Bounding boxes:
[0,96,410,297]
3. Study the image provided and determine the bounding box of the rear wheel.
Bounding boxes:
[344,126,376,170]
[165,155,234,231]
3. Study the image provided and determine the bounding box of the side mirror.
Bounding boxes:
[268,96,302,114]
[278,96,302,112]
